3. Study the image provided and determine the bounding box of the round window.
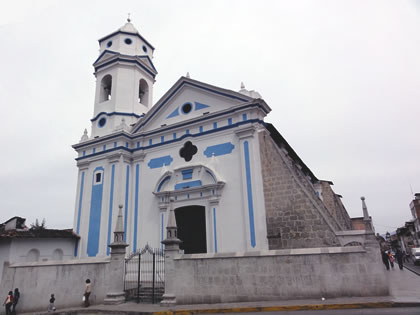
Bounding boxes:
[181,103,192,114]
[124,38,132,45]
[142,45,148,53]
[106,41,112,48]
[98,118,106,127]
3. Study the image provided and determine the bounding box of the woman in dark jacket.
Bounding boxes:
[11,288,19,315]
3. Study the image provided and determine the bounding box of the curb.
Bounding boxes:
[153,301,420,315]
[31,301,420,315]
[404,264,420,276]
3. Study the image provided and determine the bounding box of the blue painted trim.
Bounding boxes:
[244,141,256,248]
[95,57,156,79]
[195,102,210,110]
[133,164,140,251]
[92,148,96,154]
[98,31,155,51]
[182,169,193,180]
[87,166,105,257]
[103,144,106,151]
[199,126,203,133]
[243,113,248,121]
[174,180,201,190]
[161,136,164,143]
[133,81,253,133]
[76,171,85,235]
[114,141,117,148]
[74,102,265,150]
[75,119,265,161]
[106,164,115,255]
[173,133,176,139]
[74,240,79,257]
[93,49,118,64]
[213,122,217,129]
[228,118,232,125]
[148,155,173,169]
[125,142,129,148]
[124,165,130,242]
[213,207,218,253]
[136,142,140,148]
[82,151,86,157]
[204,142,235,157]
[157,176,171,192]
[186,129,190,135]
[161,213,164,250]
[91,111,142,122]
[167,107,179,118]
[149,139,153,146]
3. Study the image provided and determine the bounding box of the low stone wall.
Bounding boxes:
[1,258,109,313]
[172,244,389,304]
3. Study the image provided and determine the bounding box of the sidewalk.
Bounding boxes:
[22,266,420,315]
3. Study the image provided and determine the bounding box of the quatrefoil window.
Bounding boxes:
[179,141,197,162]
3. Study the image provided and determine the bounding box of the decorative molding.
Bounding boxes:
[235,125,256,139]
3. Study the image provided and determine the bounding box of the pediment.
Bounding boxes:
[132,77,253,133]
[93,51,157,74]
[93,50,119,65]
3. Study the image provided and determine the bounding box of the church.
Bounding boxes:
[73,19,359,259]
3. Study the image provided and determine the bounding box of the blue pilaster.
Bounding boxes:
[244,141,256,248]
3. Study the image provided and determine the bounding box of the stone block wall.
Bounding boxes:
[1,258,109,313]
[172,244,388,304]
[320,181,353,230]
[258,127,342,249]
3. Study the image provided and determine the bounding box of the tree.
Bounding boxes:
[30,218,46,230]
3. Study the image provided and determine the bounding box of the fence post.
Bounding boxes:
[152,252,156,304]
[160,198,181,306]
[137,253,141,303]
[104,205,129,305]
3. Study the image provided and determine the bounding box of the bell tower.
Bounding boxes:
[91,17,157,137]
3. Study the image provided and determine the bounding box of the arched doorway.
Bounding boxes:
[175,206,207,254]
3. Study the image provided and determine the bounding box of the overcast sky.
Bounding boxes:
[0,1,419,235]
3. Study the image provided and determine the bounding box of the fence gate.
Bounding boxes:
[124,245,165,304]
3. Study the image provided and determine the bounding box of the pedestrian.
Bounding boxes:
[47,294,56,312]
[84,279,91,307]
[3,291,13,315]
[381,251,390,270]
[395,248,404,270]
[388,251,395,269]
[11,288,19,315]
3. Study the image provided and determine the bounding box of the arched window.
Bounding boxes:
[100,75,112,102]
[139,79,149,106]
[26,249,40,262]
[52,248,64,260]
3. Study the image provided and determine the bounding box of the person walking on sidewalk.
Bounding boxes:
[11,288,19,315]
[382,251,390,270]
[47,294,56,312]
[388,251,395,269]
[84,279,91,307]
[395,248,404,270]
[3,291,13,315]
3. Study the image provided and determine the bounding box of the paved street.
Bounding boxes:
[404,260,420,276]
[210,308,420,315]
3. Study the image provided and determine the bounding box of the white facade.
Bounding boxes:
[0,238,76,282]
[73,21,271,258]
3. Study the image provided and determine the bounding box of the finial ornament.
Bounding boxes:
[127,13,131,23]
[186,72,190,78]
[80,128,89,142]
[240,82,245,89]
